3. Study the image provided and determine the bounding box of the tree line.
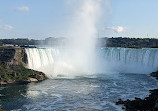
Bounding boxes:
[97,37,158,48]
[0,37,158,48]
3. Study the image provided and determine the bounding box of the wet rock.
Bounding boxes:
[16,81,30,84]
[150,71,158,80]
[27,78,38,82]
[155,99,158,109]
[116,89,158,111]
[37,74,45,81]
[0,81,7,85]
[7,79,15,84]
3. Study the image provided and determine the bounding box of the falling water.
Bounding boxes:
[25,48,158,77]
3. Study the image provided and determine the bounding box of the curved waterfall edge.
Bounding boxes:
[24,48,158,78]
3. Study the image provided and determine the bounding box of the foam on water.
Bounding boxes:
[1,73,157,111]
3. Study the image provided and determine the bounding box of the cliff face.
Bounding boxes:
[5,47,25,66]
[0,47,15,62]
[0,46,27,65]
[0,46,46,85]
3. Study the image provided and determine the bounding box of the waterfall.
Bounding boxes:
[97,48,158,74]
[99,48,158,67]
[25,48,158,77]
[25,48,59,70]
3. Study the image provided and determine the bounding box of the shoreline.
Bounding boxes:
[116,71,158,111]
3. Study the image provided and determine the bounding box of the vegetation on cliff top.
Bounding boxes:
[97,37,158,48]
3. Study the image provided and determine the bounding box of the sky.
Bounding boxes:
[0,0,158,39]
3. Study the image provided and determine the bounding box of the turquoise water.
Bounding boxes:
[0,73,157,111]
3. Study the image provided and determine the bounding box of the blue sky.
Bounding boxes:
[0,0,158,39]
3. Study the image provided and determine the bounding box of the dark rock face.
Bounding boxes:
[116,71,158,111]
[0,48,15,62]
[0,47,28,66]
[116,89,158,111]
[151,71,158,80]
[22,49,28,64]
[36,74,45,81]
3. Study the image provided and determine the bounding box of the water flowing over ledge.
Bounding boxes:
[25,48,158,78]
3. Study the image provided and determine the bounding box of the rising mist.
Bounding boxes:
[48,0,102,77]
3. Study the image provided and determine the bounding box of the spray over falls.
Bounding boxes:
[25,0,102,78]
[60,0,102,75]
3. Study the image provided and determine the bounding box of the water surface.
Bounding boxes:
[0,73,158,111]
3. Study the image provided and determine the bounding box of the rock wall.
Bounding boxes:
[0,47,15,62]
[7,47,23,66]
[0,46,27,66]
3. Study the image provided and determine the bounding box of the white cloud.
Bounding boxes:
[106,26,126,33]
[14,6,30,11]
[0,25,14,30]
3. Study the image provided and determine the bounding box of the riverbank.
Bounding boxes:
[116,71,158,111]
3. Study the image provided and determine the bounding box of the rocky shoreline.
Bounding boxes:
[116,71,158,111]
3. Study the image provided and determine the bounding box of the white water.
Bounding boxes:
[25,48,96,78]
[97,48,158,74]
[25,48,158,78]
[56,0,102,77]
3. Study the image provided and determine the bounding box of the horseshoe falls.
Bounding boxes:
[3,47,158,111]
[25,47,158,78]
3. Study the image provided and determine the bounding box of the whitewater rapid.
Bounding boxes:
[25,48,158,77]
